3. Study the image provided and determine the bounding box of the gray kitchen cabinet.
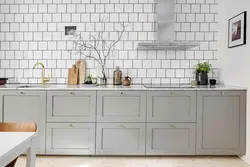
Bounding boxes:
[146,123,196,155]
[147,91,196,122]
[96,123,146,155]
[197,91,246,155]
[47,91,96,122]
[97,91,146,122]
[46,123,95,155]
[0,91,46,154]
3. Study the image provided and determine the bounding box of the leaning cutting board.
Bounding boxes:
[76,60,86,84]
[68,65,79,85]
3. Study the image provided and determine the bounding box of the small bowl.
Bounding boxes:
[0,78,8,85]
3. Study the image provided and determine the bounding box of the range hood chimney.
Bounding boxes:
[138,0,199,50]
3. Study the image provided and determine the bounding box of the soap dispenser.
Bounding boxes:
[113,66,122,85]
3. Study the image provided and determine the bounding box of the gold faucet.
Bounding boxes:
[33,62,50,85]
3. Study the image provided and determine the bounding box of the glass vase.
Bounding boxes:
[96,64,108,85]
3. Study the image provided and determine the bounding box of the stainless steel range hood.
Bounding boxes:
[138,0,199,50]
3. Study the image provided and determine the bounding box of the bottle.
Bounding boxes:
[113,66,122,85]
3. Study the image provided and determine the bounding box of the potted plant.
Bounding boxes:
[194,62,211,85]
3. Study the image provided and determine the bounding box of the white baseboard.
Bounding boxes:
[239,155,250,165]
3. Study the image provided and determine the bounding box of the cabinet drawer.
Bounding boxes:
[47,91,96,122]
[97,91,146,122]
[147,91,196,122]
[46,123,95,155]
[146,123,196,155]
[96,123,146,155]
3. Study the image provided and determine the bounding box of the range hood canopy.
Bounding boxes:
[138,0,199,50]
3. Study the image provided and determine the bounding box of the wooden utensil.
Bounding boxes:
[68,65,79,85]
[76,60,86,84]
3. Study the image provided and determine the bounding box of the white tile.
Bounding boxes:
[176,69,185,78]
[33,32,43,41]
[114,4,123,13]
[1,5,10,13]
[61,14,71,22]
[29,42,38,50]
[182,4,191,13]
[29,23,38,31]
[171,60,180,68]
[33,14,43,22]
[38,42,47,50]
[76,4,85,13]
[147,69,156,77]
[134,4,143,12]
[38,4,48,13]
[20,42,29,50]
[5,32,14,41]
[96,4,104,13]
[24,32,33,41]
[191,4,200,13]
[196,14,205,22]
[86,4,95,13]
[138,13,147,22]
[152,60,161,68]
[5,14,14,22]
[205,14,214,22]
[48,4,57,13]
[166,69,175,78]
[38,23,47,31]
[186,51,194,60]
[143,60,151,69]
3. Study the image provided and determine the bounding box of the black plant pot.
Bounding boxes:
[195,73,208,85]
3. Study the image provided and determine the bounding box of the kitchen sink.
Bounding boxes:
[16,85,47,88]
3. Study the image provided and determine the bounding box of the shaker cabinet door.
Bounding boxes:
[0,91,46,154]
[96,123,146,155]
[46,123,95,155]
[147,91,196,122]
[47,91,96,122]
[196,91,246,155]
[97,91,146,122]
[146,123,196,155]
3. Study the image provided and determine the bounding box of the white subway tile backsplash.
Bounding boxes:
[0,0,217,84]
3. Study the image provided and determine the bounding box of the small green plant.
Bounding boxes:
[194,62,212,73]
[85,74,93,84]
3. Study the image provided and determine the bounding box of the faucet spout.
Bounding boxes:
[33,62,45,69]
[33,62,49,85]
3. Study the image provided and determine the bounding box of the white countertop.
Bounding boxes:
[0,84,246,91]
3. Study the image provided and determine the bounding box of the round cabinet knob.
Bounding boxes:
[20,92,24,94]
[69,124,73,128]
[70,92,75,95]
[221,92,225,95]
[120,92,123,95]
[120,124,125,128]
[170,92,175,96]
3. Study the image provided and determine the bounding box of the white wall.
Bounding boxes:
[218,0,250,163]
[0,0,218,84]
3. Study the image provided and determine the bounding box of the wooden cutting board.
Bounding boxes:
[76,60,86,84]
[68,65,79,85]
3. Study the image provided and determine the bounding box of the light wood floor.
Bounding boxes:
[15,156,250,167]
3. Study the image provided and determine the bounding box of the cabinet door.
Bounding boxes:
[147,91,196,122]
[46,123,95,155]
[96,123,146,155]
[47,91,96,122]
[197,91,246,155]
[146,123,196,155]
[97,91,146,122]
[0,91,46,154]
